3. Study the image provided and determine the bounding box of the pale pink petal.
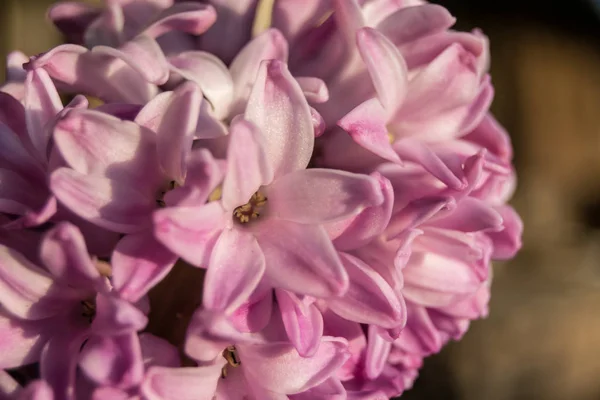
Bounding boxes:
[229,287,273,333]
[239,336,350,394]
[464,113,513,161]
[91,293,148,336]
[431,197,503,232]
[111,232,177,302]
[83,2,124,48]
[152,202,226,267]
[50,168,155,233]
[143,3,217,38]
[332,0,364,47]
[168,51,233,119]
[91,387,129,400]
[276,289,323,357]
[47,2,101,44]
[24,69,63,163]
[256,220,348,298]
[80,333,144,389]
[486,205,523,260]
[265,168,383,224]
[39,222,102,289]
[0,168,48,216]
[339,98,400,162]
[356,27,408,116]
[328,253,405,329]
[204,228,265,313]
[0,245,80,320]
[0,370,19,397]
[332,172,393,250]
[141,365,222,400]
[53,109,164,196]
[17,380,54,400]
[377,4,456,45]
[310,107,326,137]
[0,312,52,369]
[289,377,346,400]
[0,121,43,179]
[365,325,392,379]
[245,60,313,177]
[139,333,180,368]
[296,77,329,104]
[221,119,273,211]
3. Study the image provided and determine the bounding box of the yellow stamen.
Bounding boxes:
[233,192,267,224]
[252,0,275,37]
[95,260,112,277]
[208,185,222,202]
[221,346,241,378]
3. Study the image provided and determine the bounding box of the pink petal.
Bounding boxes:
[332,172,394,250]
[339,98,400,163]
[486,205,523,260]
[141,365,222,400]
[265,168,383,224]
[16,381,54,400]
[364,325,392,379]
[53,109,164,196]
[0,121,43,180]
[245,60,313,177]
[50,168,155,233]
[152,202,226,267]
[356,27,408,116]
[256,220,349,298]
[111,232,177,302]
[0,91,30,154]
[79,333,144,389]
[377,4,456,46]
[168,51,233,120]
[0,312,51,369]
[91,387,129,400]
[332,0,364,47]
[431,197,503,232]
[47,2,101,44]
[289,377,346,400]
[464,113,513,161]
[310,107,326,137]
[239,336,350,394]
[229,28,288,116]
[139,333,180,368]
[92,34,169,85]
[0,168,48,216]
[40,222,103,289]
[91,293,148,336]
[0,245,79,320]
[229,286,273,333]
[0,370,19,397]
[296,77,329,104]
[276,289,323,357]
[328,253,406,329]
[221,119,273,211]
[24,69,63,163]
[204,228,266,313]
[83,2,124,48]
[143,3,217,39]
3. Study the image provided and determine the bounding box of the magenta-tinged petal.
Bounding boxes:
[356,27,408,116]
[377,4,456,46]
[265,168,383,224]
[0,245,80,320]
[139,333,180,368]
[386,196,455,237]
[143,3,217,39]
[464,113,513,161]
[141,365,222,400]
[256,220,349,298]
[276,289,323,357]
[239,336,350,394]
[229,28,288,116]
[328,253,405,329]
[403,252,482,307]
[153,202,226,267]
[168,51,233,120]
[310,107,326,137]
[0,312,52,369]
[339,98,400,163]
[91,293,148,336]
[204,228,265,313]
[245,60,313,177]
[332,172,393,251]
[289,377,346,400]
[83,2,124,48]
[24,69,63,163]
[47,2,101,44]
[40,222,103,290]
[111,232,177,302]
[50,168,155,233]
[332,0,364,47]
[365,325,392,380]
[221,119,273,211]
[28,44,157,104]
[53,109,164,196]
[80,333,144,389]
[0,123,42,181]
[0,168,48,216]
[486,205,523,260]
[16,381,54,400]
[229,287,273,333]
[92,35,169,85]
[432,197,503,233]
[40,330,88,400]
[91,387,129,400]
[0,92,29,152]
[0,370,19,397]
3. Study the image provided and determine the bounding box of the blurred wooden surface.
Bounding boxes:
[3,1,600,399]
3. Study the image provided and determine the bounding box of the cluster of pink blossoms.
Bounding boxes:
[0,0,523,399]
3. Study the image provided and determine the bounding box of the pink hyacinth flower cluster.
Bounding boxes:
[0,0,523,399]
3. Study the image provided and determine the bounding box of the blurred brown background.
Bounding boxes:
[3,0,600,399]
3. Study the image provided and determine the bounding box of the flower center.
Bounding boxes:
[80,299,96,323]
[156,181,179,207]
[233,192,267,224]
[221,346,241,378]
